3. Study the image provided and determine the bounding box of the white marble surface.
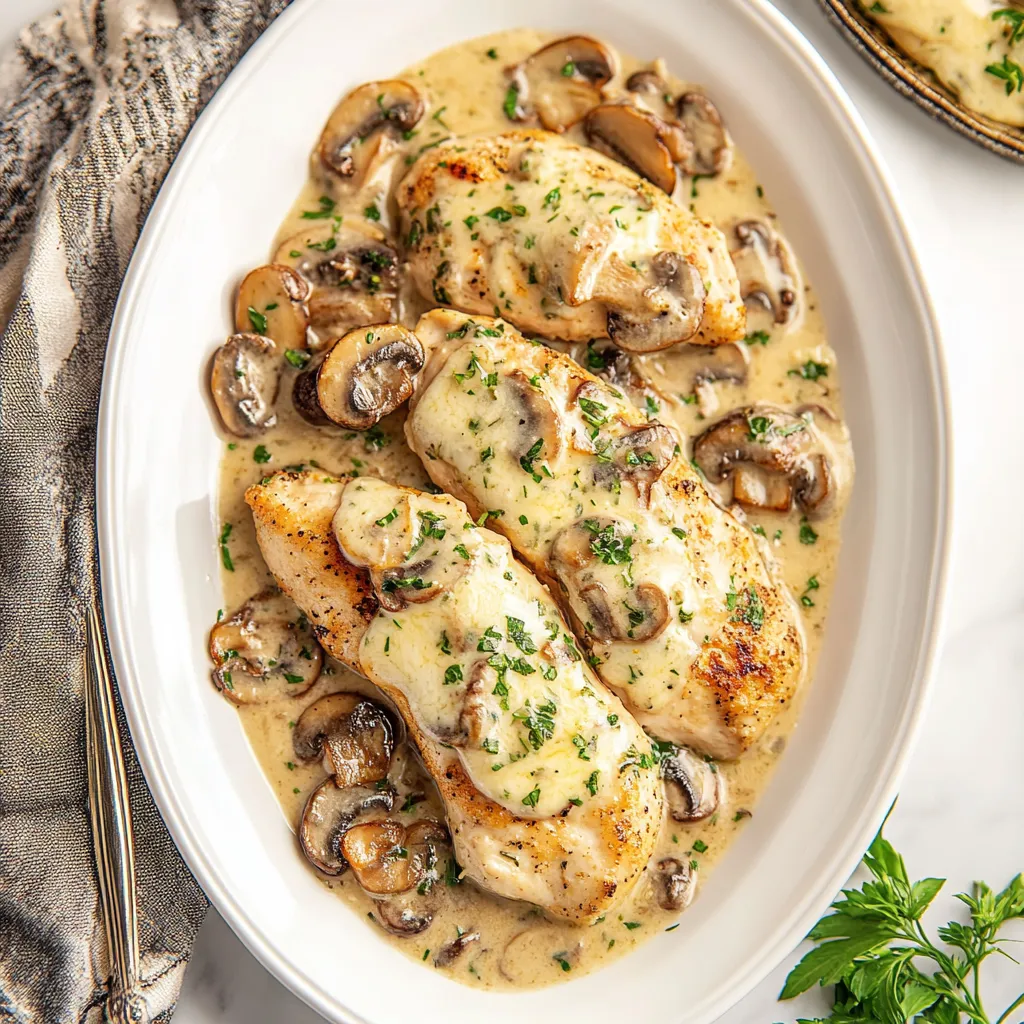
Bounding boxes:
[4,0,1022,1020]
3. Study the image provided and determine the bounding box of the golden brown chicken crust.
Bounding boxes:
[246,469,662,922]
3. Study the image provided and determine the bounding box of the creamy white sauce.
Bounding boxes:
[213,28,853,990]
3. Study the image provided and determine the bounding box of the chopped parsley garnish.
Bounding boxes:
[521,786,541,808]
[789,359,829,381]
[219,522,234,572]
[583,519,633,565]
[985,54,1024,94]
[252,444,271,464]
[453,543,470,560]
[993,7,1024,45]
[247,306,267,334]
[542,187,561,208]
[744,330,770,346]
[585,770,599,796]
[692,839,709,853]
[381,576,431,593]
[363,203,380,221]
[513,699,556,750]
[284,348,310,369]
[443,664,463,685]
[477,625,502,652]
[438,630,452,655]
[485,206,513,222]
[503,84,520,120]
[375,508,399,528]
[506,616,537,655]
[799,517,819,545]
[519,437,544,477]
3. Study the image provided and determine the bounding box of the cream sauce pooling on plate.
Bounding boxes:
[865,0,1024,125]
[214,28,853,990]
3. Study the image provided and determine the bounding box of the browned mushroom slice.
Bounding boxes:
[606,251,707,353]
[291,351,332,426]
[574,339,661,410]
[209,333,281,437]
[299,777,396,876]
[374,558,447,613]
[234,265,311,352]
[275,224,400,344]
[592,422,677,504]
[661,747,723,822]
[341,818,449,896]
[209,589,322,704]
[293,692,395,787]
[318,80,424,182]
[654,857,698,911]
[550,518,670,643]
[666,341,749,416]
[730,220,800,328]
[675,93,731,176]
[508,36,617,132]
[316,324,424,429]
[584,103,689,194]
[434,931,481,968]
[504,369,563,466]
[692,406,833,516]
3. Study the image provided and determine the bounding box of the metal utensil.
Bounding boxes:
[85,601,146,1022]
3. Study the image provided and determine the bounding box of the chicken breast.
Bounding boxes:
[246,469,662,922]
[405,309,806,760]
[396,129,745,352]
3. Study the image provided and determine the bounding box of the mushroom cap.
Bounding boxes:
[208,589,323,704]
[209,332,281,438]
[292,692,396,787]
[692,405,834,516]
[675,92,731,177]
[291,352,334,426]
[274,223,400,345]
[590,421,678,505]
[316,324,424,430]
[509,36,617,132]
[661,746,723,822]
[654,856,698,911]
[550,516,671,643]
[730,219,800,328]
[606,251,707,353]
[340,818,450,896]
[664,340,749,417]
[584,102,687,194]
[318,80,424,181]
[434,931,481,968]
[234,264,311,353]
[298,777,396,876]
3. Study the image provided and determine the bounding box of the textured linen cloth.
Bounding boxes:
[0,1,290,1019]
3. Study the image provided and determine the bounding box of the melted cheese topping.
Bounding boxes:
[866,0,1024,126]
[407,314,801,751]
[334,477,655,817]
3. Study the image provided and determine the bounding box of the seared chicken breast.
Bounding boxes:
[397,130,745,352]
[247,470,662,922]
[405,309,806,760]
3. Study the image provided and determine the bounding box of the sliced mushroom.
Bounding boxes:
[692,405,834,516]
[299,778,395,876]
[574,339,661,410]
[654,857,697,912]
[275,224,400,345]
[341,818,449,896]
[504,369,563,465]
[292,351,333,426]
[434,931,481,968]
[592,422,677,504]
[665,341,749,417]
[507,36,616,132]
[209,332,281,437]
[316,324,424,429]
[584,103,689,194]
[661,747,723,822]
[730,220,800,329]
[606,251,707,353]
[293,692,395,787]
[676,92,731,177]
[209,590,322,704]
[318,80,424,183]
[550,517,671,643]
[234,265,311,352]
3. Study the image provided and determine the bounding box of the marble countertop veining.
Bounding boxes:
[3,0,1020,1020]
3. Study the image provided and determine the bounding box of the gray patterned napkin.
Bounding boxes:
[0,1,289,1018]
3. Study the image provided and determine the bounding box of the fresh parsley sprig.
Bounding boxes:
[779,827,1024,1024]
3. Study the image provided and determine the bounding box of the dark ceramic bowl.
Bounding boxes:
[816,0,1024,163]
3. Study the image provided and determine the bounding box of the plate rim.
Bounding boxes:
[95,0,953,1020]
